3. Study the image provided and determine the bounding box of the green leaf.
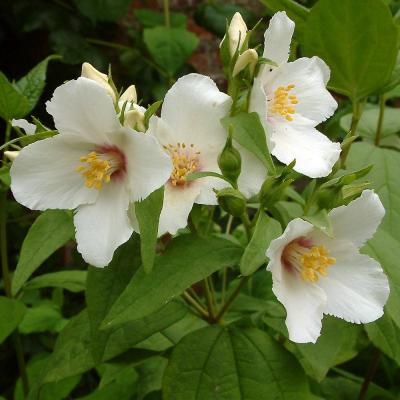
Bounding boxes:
[144,100,162,126]
[19,303,66,334]
[303,209,333,238]
[320,376,396,400]
[135,9,187,28]
[0,297,26,343]
[380,51,400,95]
[163,325,312,399]
[240,213,282,276]
[136,356,168,400]
[0,71,31,120]
[101,301,187,362]
[340,107,400,143]
[143,27,199,76]
[303,0,398,101]
[43,302,187,382]
[102,235,242,329]
[86,235,141,363]
[365,312,400,366]
[294,317,361,381]
[14,353,80,400]
[0,165,11,188]
[25,271,87,292]
[221,112,275,174]
[347,142,400,234]
[261,0,309,40]
[134,187,164,273]
[72,0,132,22]
[43,311,94,383]
[364,230,400,364]
[15,55,60,113]
[12,210,75,295]
[75,368,137,400]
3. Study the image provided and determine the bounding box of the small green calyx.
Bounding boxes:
[218,135,242,185]
[216,188,246,217]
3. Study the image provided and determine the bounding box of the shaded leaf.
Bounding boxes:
[102,235,242,329]
[12,210,75,295]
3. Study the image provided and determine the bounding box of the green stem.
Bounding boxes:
[358,349,381,400]
[215,276,249,322]
[341,100,362,168]
[375,95,386,146]
[182,291,209,319]
[0,168,29,396]
[241,212,252,239]
[220,215,233,307]
[203,278,215,319]
[163,0,171,28]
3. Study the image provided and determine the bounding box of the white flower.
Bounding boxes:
[249,12,340,178]
[4,151,20,161]
[81,62,116,102]
[120,85,137,104]
[12,119,36,135]
[10,77,172,267]
[232,49,258,77]
[144,74,231,235]
[266,190,389,343]
[227,12,248,56]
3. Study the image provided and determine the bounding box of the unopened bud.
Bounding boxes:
[216,188,246,217]
[232,49,258,77]
[120,85,137,104]
[81,62,116,102]
[124,108,146,132]
[228,12,248,56]
[218,136,241,184]
[4,151,20,161]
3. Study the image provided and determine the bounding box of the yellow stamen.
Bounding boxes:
[164,143,200,186]
[270,84,298,122]
[300,245,336,283]
[77,151,112,190]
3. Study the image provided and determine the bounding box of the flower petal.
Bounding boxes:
[158,184,200,235]
[317,240,389,324]
[267,217,326,343]
[268,57,337,124]
[263,11,295,65]
[266,217,314,272]
[46,77,120,143]
[271,266,326,343]
[270,120,341,178]
[122,128,172,202]
[237,144,267,198]
[329,190,385,248]
[10,135,98,211]
[74,182,133,267]
[160,73,232,150]
[12,119,36,135]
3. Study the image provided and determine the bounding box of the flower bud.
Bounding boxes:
[228,12,248,56]
[218,136,241,184]
[216,187,247,217]
[4,151,20,161]
[81,62,116,102]
[120,85,137,104]
[124,108,146,132]
[232,49,258,77]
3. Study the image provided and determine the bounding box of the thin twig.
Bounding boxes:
[182,291,209,319]
[358,348,381,400]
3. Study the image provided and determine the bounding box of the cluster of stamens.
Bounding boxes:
[164,143,200,186]
[282,239,336,283]
[76,151,115,190]
[270,84,298,122]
